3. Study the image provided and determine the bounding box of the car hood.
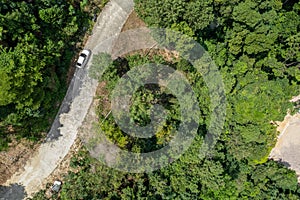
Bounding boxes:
[82,49,90,55]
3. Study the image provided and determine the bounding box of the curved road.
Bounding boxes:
[1,0,133,199]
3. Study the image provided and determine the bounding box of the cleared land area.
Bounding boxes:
[270,113,300,182]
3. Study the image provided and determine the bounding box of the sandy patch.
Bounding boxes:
[270,113,300,182]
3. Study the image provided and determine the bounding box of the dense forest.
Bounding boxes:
[0,0,106,149]
[0,0,297,199]
[32,0,300,199]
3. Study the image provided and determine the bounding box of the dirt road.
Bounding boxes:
[1,0,134,199]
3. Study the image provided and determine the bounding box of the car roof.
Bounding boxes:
[77,56,85,64]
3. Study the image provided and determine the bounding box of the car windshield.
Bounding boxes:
[77,62,82,66]
[80,53,87,58]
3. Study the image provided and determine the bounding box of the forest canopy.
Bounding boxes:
[34,51,300,199]
[0,0,104,149]
[5,0,298,199]
[46,0,300,199]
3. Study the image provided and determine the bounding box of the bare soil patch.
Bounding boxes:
[270,113,300,183]
[117,10,180,62]
[79,81,121,166]
[0,138,41,185]
[42,138,83,198]
[121,11,146,32]
[96,81,111,116]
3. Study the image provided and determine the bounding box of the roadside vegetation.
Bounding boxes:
[131,0,300,167]
[34,53,299,200]
[0,0,107,150]
[14,0,300,199]
[49,48,299,199]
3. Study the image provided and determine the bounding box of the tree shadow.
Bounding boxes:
[278,158,291,168]
[0,183,26,200]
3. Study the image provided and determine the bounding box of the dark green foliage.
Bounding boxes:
[0,0,105,147]
[94,53,191,153]
[134,0,214,33]
[89,52,114,81]
[34,145,300,199]
[50,50,300,199]
[34,0,300,199]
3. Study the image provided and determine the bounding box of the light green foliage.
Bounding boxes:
[50,49,300,199]
[89,52,114,81]
[94,54,184,152]
[232,1,261,28]
[0,44,43,110]
[170,21,195,38]
[32,0,300,199]
[227,76,296,163]
[0,63,15,105]
[0,0,97,146]
[134,0,214,32]
[130,88,154,126]
[39,5,64,25]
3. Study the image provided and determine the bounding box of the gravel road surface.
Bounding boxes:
[1,0,134,199]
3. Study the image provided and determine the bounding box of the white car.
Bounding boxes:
[75,49,91,68]
[51,180,62,192]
